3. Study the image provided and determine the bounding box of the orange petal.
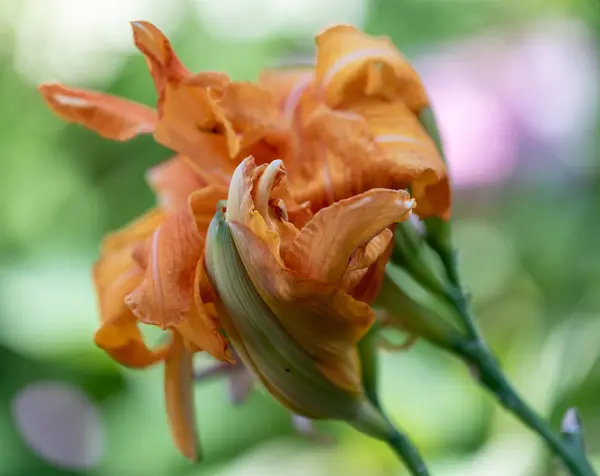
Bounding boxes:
[229,222,373,393]
[130,21,237,175]
[217,82,281,132]
[39,83,157,140]
[346,228,393,273]
[347,98,450,219]
[147,156,206,212]
[126,209,203,328]
[284,189,414,284]
[93,251,142,325]
[259,69,314,121]
[164,332,200,461]
[345,226,395,303]
[314,25,428,111]
[130,21,189,91]
[93,223,168,368]
[101,208,167,252]
[208,82,292,163]
[173,260,231,362]
[153,81,231,157]
[95,208,166,320]
[301,102,449,218]
[94,320,169,368]
[226,158,287,263]
[188,184,229,233]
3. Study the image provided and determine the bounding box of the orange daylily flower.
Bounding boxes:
[39,20,448,461]
[260,25,450,219]
[205,157,414,423]
[37,21,287,461]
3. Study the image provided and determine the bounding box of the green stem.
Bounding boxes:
[386,428,431,476]
[436,244,595,475]
[453,339,596,476]
[358,330,431,476]
[444,283,484,344]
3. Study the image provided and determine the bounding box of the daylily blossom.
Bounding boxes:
[38,20,448,461]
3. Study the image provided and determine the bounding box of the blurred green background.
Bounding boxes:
[1,0,599,474]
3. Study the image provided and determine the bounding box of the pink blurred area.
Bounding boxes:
[417,18,599,188]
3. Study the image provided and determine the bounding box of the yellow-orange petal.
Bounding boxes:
[126,209,203,329]
[314,25,428,111]
[164,332,200,461]
[39,83,157,140]
[229,222,373,393]
[94,320,169,368]
[284,189,414,284]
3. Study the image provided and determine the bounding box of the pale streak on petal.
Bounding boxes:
[345,196,373,210]
[283,74,313,119]
[53,94,89,107]
[323,48,396,86]
[150,227,165,322]
[375,134,425,146]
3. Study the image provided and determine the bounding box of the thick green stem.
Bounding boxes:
[454,339,596,476]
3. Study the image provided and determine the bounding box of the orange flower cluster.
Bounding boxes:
[39,21,449,460]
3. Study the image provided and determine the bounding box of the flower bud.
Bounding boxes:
[205,202,392,440]
[378,262,465,350]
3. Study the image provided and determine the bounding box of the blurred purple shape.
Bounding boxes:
[415,17,599,186]
[500,18,599,169]
[12,381,104,469]
[427,73,517,188]
[227,367,255,405]
[291,415,335,446]
[418,46,518,189]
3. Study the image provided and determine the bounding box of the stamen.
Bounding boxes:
[255,160,284,221]
[275,199,289,221]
